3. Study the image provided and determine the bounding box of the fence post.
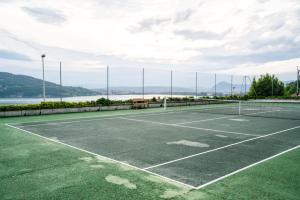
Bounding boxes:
[171,70,173,98]
[106,65,109,100]
[142,68,145,99]
[214,73,217,97]
[195,72,198,98]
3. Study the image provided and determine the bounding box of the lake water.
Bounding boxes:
[0,94,188,104]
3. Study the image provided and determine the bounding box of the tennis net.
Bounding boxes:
[166,99,300,120]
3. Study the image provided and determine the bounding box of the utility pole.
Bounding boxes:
[271,75,274,97]
[106,65,109,100]
[214,73,217,97]
[195,72,198,98]
[142,68,145,99]
[244,76,247,96]
[41,54,46,102]
[60,62,62,102]
[170,70,173,99]
[297,66,299,96]
[231,75,233,96]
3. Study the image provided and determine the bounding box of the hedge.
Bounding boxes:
[1,96,299,112]
[0,98,132,112]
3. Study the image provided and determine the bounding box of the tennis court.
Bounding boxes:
[7,101,300,189]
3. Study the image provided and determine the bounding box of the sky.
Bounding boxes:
[0,0,300,88]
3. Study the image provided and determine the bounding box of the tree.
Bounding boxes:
[248,77,257,97]
[285,80,300,95]
[248,74,284,97]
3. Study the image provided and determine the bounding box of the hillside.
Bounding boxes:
[211,81,250,94]
[0,72,99,98]
[93,86,207,95]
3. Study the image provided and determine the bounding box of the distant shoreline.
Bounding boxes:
[0,94,190,105]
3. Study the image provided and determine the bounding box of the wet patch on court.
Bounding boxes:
[228,118,249,122]
[166,140,210,148]
[215,134,228,138]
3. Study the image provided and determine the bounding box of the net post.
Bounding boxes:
[238,101,241,115]
[164,96,167,110]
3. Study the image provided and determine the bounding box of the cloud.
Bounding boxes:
[22,7,66,25]
[220,57,300,75]
[174,9,195,23]
[0,49,31,61]
[131,17,171,32]
[131,8,194,33]
[1,0,300,86]
[0,0,18,3]
[174,29,228,40]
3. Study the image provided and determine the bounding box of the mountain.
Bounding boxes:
[93,86,209,95]
[211,81,250,94]
[0,72,99,98]
[283,80,294,85]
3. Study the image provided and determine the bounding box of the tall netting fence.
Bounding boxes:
[2,61,299,104]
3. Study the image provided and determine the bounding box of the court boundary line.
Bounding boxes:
[5,123,300,190]
[195,145,300,189]
[9,110,178,126]
[10,108,224,127]
[7,100,250,127]
[5,123,197,189]
[174,116,233,125]
[144,125,300,170]
[118,117,259,137]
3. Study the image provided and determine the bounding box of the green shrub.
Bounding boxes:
[96,98,112,106]
[151,97,157,102]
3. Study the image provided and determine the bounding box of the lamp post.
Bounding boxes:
[60,62,62,102]
[41,54,46,102]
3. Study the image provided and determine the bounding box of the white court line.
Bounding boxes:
[174,116,233,125]
[144,125,300,170]
[7,108,180,125]
[118,117,259,137]
[16,117,118,127]
[6,123,300,190]
[195,145,300,189]
[5,124,197,189]
[172,124,258,137]
[244,109,282,117]
[19,108,280,128]
[13,110,188,127]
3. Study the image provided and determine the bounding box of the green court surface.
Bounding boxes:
[7,106,300,189]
